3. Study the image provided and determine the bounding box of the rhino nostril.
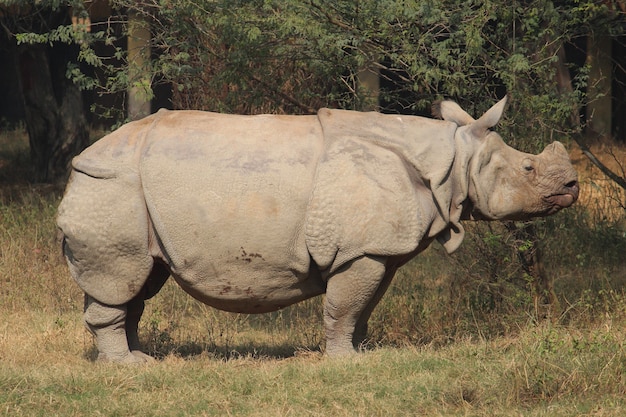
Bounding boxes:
[564,180,579,200]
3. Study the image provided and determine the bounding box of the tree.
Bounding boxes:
[109,1,621,138]
[544,1,626,210]
[3,1,625,184]
[0,0,90,182]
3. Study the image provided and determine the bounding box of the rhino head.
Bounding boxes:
[435,97,579,222]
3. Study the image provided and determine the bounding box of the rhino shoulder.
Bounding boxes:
[305,135,436,272]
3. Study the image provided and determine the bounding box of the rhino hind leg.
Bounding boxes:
[126,263,170,354]
[59,171,172,363]
[125,296,146,353]
[82,263,170,364]
[83,295,152,364]
[323,256,387,356]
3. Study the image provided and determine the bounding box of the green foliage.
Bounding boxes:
[3,0,89,45]
[95,0,622,148]
[6,0,624,147]
[16,23,81,45]
[1,0,112,98]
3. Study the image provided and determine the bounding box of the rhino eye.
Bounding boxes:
[521,158,535,172]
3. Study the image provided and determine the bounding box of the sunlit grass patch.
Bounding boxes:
[2,318,625,416]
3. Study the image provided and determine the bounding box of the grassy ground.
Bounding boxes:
[2,310,626,416]
[1,130,625,416]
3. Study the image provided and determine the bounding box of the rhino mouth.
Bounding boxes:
[542,181,579,214]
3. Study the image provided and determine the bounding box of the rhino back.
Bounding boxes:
[71,111,164,178]
[139,111,324,309]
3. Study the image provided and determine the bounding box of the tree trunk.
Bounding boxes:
[554,42,626,193]
[16,42,89,183]
[586,34,613,136]
[127,10,152,120]
[357,63,380,111]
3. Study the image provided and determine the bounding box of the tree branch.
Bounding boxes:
[572,134,626,190]
[249,74,316,114]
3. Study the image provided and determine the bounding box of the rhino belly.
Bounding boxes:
[139,112,325,312]
[170,266,325,313]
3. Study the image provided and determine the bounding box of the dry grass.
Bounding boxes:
[1,130,626,415]
[569,139,626,224]
[2,310,626,416]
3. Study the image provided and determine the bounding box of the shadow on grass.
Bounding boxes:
[175,341,323,361]
[83,339,322,363]
[0,129,66,203]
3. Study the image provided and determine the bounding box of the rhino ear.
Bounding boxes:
[432,100,475,126]
[471,96,508,136]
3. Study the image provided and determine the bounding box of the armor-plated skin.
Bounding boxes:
[57,98,579,363]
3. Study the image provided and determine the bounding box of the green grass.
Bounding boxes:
[1,129,626,415]
[2,312,625,416]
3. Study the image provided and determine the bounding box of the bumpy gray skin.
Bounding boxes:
[56,98,579,363]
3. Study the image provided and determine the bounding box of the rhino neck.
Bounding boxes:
[317,108,472,254]
[317,109,458,209]
[431,127,478,253]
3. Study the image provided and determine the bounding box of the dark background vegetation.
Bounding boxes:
[0,0,625,348]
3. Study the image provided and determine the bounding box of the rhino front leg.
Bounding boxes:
[323,256,386,356]
[352,267,398,350]
[84,295,153,364]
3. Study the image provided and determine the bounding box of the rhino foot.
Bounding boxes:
[97,350,155,364]
[131,350,156,363]
[84,295,155,365]
[325,344,358,357]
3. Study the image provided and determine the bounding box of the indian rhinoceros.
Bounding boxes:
[56,97,579,363]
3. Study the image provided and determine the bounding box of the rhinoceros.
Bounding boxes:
[56,97,579,363]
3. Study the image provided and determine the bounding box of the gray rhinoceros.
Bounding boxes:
[57,97,579,363]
